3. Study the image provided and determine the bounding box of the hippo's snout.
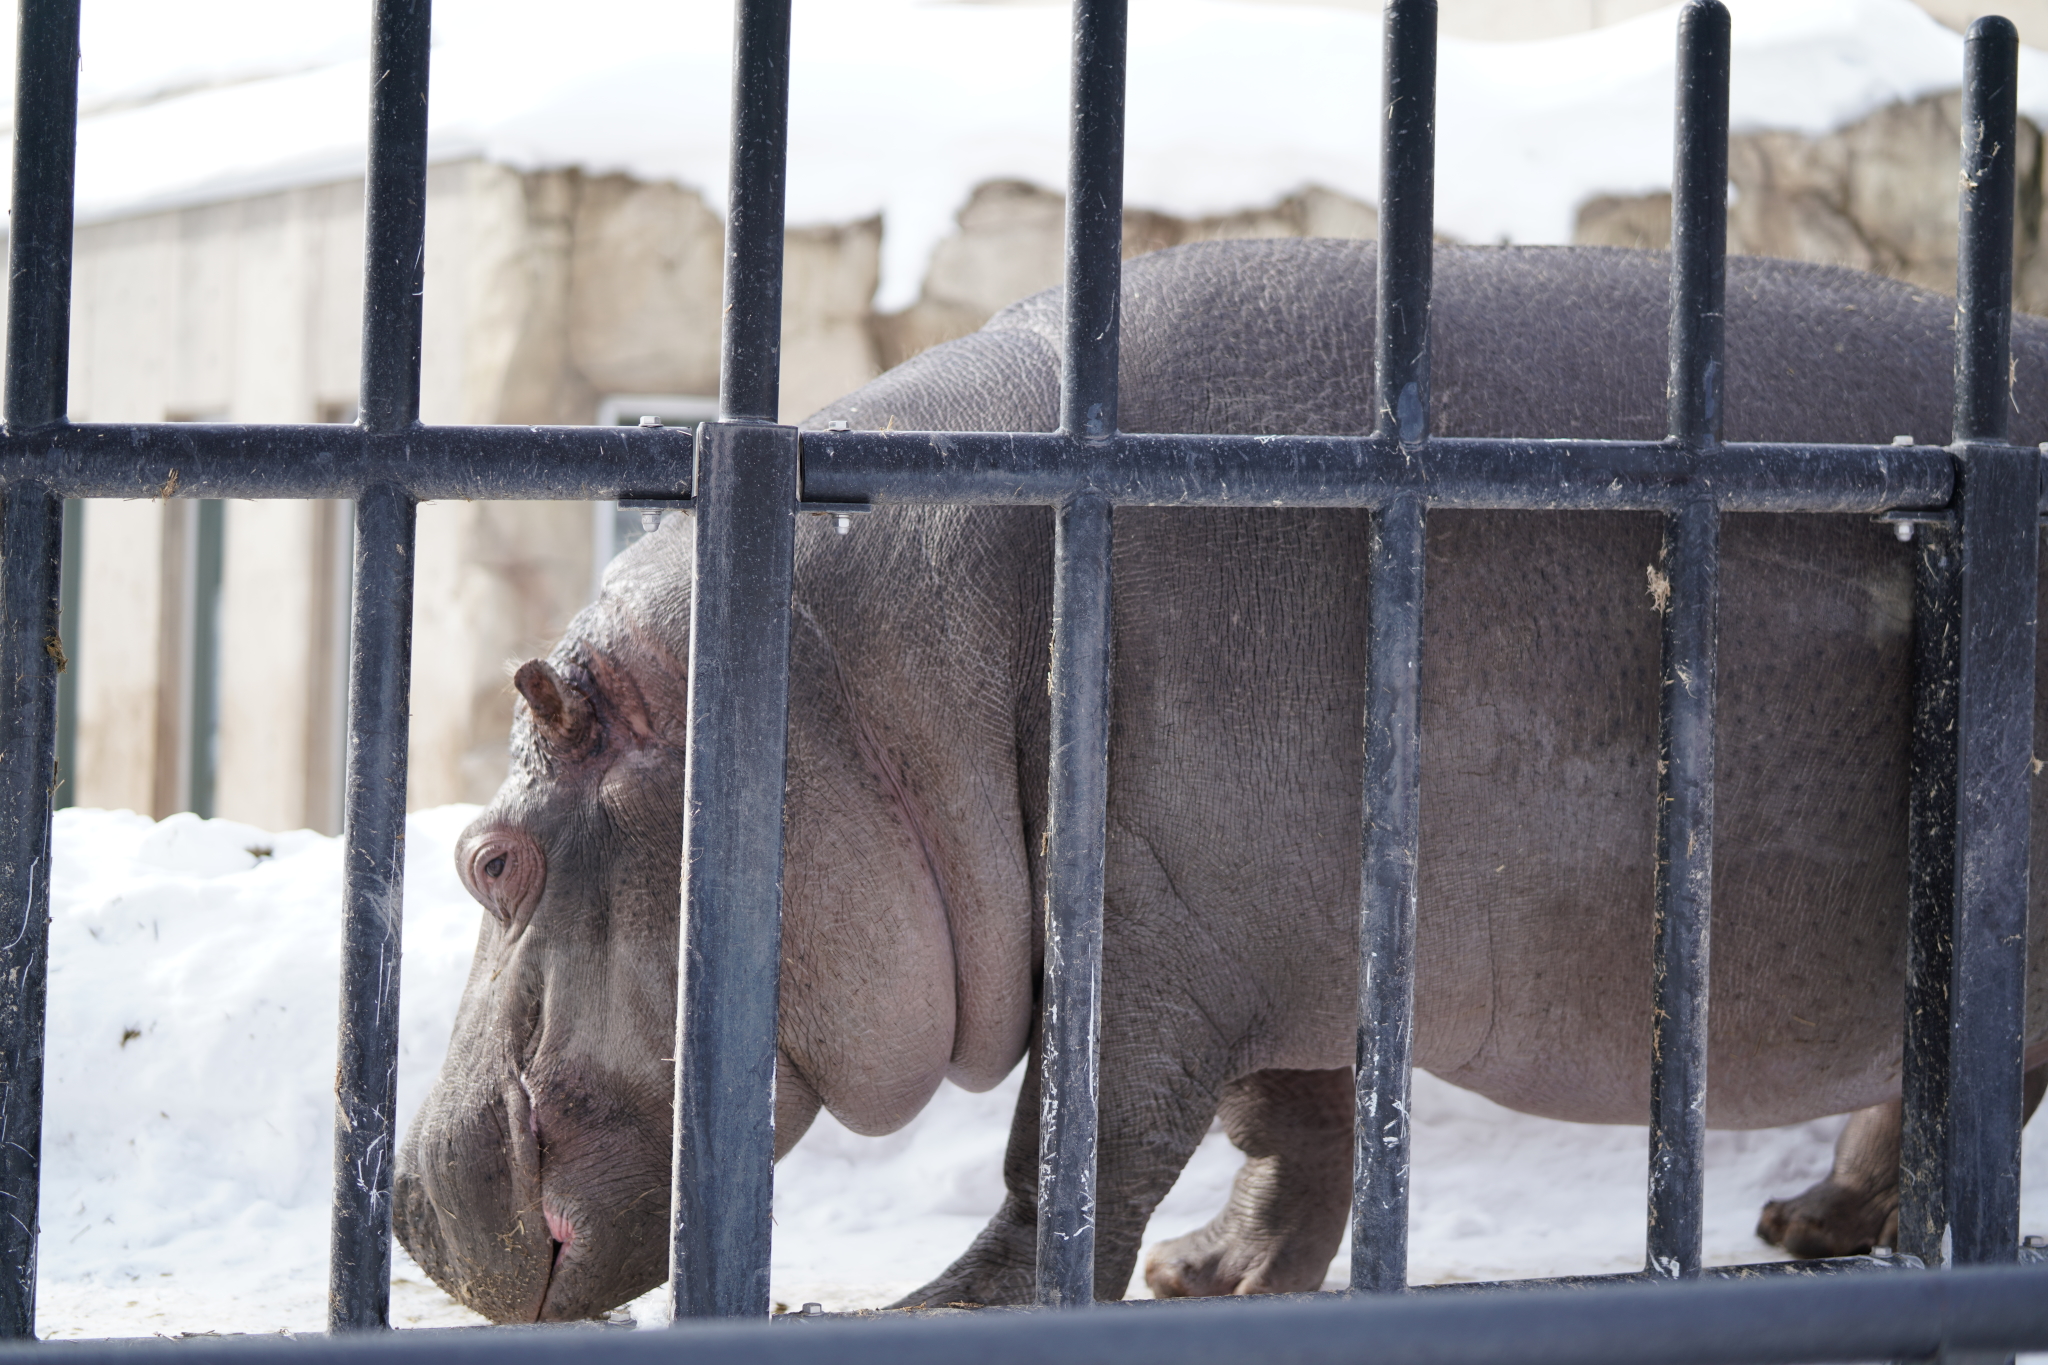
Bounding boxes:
[395,1080,556,1322]
[396,1062,672,1323]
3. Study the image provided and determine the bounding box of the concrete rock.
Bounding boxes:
[872,181,1377,370]
[1575,90,2048,316]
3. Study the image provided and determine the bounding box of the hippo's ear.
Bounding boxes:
[514,660,595,754]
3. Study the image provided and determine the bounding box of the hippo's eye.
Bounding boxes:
[459,829,544,932]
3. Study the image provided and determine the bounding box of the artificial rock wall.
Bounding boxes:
[1575,90,2048,315]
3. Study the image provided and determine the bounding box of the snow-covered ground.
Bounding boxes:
[27,0,2048,309]
[31,806,2048,1337]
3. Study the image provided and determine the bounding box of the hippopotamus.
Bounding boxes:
[391,239,2048,1323]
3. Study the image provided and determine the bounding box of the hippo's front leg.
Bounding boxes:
[891,1034,1222,1306]
[1758,1062,2048,1257]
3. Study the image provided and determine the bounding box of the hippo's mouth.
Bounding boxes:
[538,1200,577,1319]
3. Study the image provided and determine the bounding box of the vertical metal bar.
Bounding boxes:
[1903,516,1960,1266]
[1350,492,1425,1296]
[669,0,795,1321]
[0,492,62,1344]
[1038,493,1113,1310]
[0,0,80,1340]
[357,0,431,436]
[1059,0,1126,439]
[717,0,792,424]
[1665,0,1729,450]
[1035,0,1126,1309]
[188,500,225,818]
[1350,0,1434,1296]
[327,485,416,1334]
[668,422,797,1321]
[1953,20,2019,452]
[1901,16,2034,1279]
[1645,0,1728,1284]
[1645,498,1719,1280]
[54,498,82,812]
[6,0,78,434]
[328,0,430,1333]
[1373,0,1436,445]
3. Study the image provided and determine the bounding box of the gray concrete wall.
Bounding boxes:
[58,159,889,827]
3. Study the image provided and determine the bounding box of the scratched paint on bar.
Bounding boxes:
[1644,0,1729,1285]
[325,0,433,1334]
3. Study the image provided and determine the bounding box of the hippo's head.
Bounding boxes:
[395,528,694,1322]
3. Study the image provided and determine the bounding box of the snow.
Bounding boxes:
[15,0,2048,308]
[31,805,2048,1337]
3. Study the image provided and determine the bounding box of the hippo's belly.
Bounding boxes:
[1111,508,2048,1129]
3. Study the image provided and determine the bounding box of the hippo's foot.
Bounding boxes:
[1756,1095,1901,1259]
[1144,1210,1330,1297]
[888,1197,1038,1309]
[1756,1175,1898,1259]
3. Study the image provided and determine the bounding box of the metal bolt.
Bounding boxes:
[826,419,849,432]
[800,1303,824,1318]
[642,511,661,533]
[639,414,662,428]
[1892,434,1913,446]
[834,514,852,535]
[1894,520,1914,543]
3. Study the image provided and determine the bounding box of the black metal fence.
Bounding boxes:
[2,0,2047,1359]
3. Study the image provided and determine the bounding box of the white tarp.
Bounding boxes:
[28,0,2048,307]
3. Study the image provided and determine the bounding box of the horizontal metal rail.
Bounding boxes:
[0,422,697,501]
[801,431,1963,512]
[0,427,1996,513]
[13,1264,2048,1365]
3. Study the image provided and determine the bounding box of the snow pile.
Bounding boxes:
[27,0,2048,308]
[33,805,2048,1336]
[36,806,488,1336]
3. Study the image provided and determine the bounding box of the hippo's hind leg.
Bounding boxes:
[1756,1096,1903,1257]
[1758,1063,2048,1257]
[1143,1068,1353,1297]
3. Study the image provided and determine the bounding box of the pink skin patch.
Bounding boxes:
[544,1201,575,1270]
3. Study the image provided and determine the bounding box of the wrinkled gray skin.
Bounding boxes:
[394,240,2048,1322]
